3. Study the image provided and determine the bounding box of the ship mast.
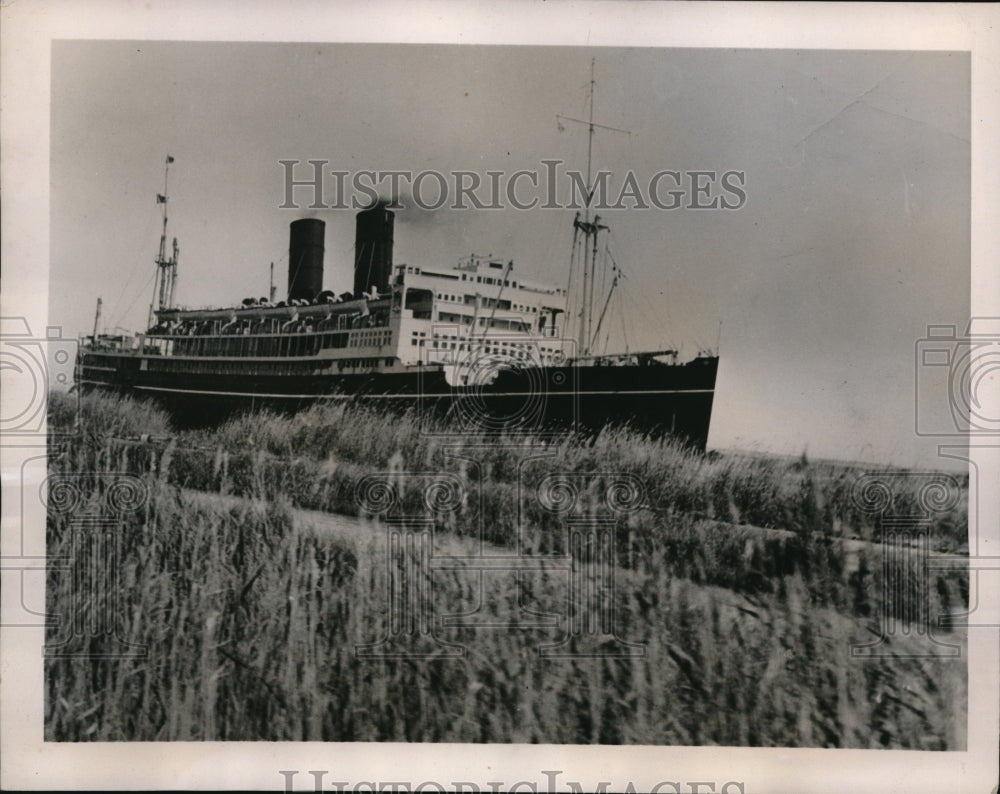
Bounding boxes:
[558,59,628,357]
[149,155,179,327]
[579,59,596,356]
[92,296,102,342]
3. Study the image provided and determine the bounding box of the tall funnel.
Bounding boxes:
[288,218,325,302]
[354,204,394,297]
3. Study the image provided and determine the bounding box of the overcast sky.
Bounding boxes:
[50,42,969,467]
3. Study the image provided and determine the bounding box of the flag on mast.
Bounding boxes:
[166,155,175,163]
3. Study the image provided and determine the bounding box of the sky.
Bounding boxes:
[50,42,970,468]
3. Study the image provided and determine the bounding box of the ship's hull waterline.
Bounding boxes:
[77,351,718,447]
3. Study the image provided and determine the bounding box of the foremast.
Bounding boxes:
[149,154,179,328]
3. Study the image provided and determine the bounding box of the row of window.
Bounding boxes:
[411,333,562,361]
[348,330,392,348]
[169,335,326,357]
[407,265,517,289]
[435,312,530,332]
[432,290,540,315]
[163,329,395,358]
[147,359,325,376]
[145,356,399,376]
[404,263,566,297]
[336,358,395,371]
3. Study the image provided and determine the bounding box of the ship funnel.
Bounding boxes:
[288,218,325,302]
[354,204,394,297]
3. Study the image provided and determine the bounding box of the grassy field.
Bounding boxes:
[45,391,968,746]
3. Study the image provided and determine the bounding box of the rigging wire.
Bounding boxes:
[599,240,607,307]
[602,286,620,355]
[619,283,630,355]
[116,268,158,331]
[619,280,663,352]
[564,219,580,340]
[608,223,677,350]
[106,207,159,327]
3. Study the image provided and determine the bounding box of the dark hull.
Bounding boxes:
[78,351,718,448]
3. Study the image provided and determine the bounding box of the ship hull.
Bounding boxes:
[78,351,717,448]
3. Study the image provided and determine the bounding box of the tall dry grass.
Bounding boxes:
[110,398,967,553]
[45,392,968,745]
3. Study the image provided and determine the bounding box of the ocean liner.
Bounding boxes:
[76,182,717,446]
[77,61,718,447]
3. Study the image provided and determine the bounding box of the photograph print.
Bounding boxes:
[38,33,977,762]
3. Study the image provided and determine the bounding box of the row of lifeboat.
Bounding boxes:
[239,287,382,309]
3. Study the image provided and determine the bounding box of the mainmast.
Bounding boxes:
[581,59,596,356]
[558,60,629,357]
[586,58,595,223]
[149,155,179,327]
